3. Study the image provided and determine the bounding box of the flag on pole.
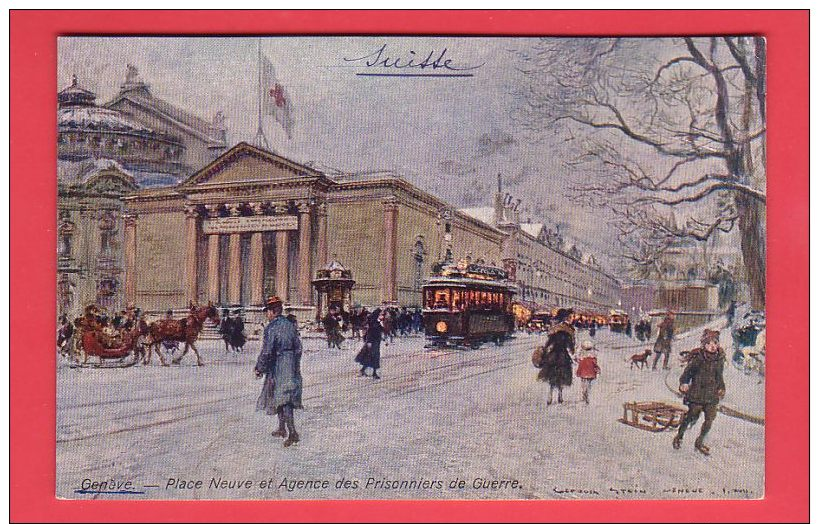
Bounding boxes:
[260,55,294,139]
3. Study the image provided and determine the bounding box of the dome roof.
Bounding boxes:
[57,75,96,107]
[324,260,348,272]
[57,75,154,136]
[58,105,154,135]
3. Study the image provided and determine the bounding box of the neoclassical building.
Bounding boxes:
[122,142,503,315]
[122,142,622,320]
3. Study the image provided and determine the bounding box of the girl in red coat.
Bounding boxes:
[576,340,601,404]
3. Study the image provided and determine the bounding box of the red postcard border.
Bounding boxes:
[10,10,809,523]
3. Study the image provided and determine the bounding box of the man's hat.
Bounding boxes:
[264,296,283,311]
[232,309,241,315]
[701,328,720,344]
[555,308,573,322]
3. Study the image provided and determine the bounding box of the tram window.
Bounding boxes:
[452,289,464,311]
[431,289,450,310]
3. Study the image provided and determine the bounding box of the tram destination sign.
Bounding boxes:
[202,215,298,234]
[466,264,508,280]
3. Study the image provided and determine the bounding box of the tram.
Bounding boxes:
[609,309,629,333]
[422,260,517,348]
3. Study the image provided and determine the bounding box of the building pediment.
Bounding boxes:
[179,142,328,189]
[85,172,137,194]
[82,167,138,195]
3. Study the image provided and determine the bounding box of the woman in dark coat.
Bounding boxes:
[355,308,382,379]
[219,309,233,352]
[537,312,576,405]
[230,310,246,352]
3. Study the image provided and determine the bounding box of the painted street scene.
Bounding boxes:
[56,36,766,500]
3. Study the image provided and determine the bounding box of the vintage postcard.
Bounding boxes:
[52,33,770,502]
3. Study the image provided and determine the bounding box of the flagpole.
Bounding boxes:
[257,39,261,133]
[254,38,270,151]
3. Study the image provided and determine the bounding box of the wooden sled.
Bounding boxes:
[620,401,687,432]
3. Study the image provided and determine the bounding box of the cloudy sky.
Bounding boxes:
[57,36,635,272]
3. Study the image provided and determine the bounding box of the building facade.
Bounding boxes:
[58,161,138,320]
[57,70,227,320]
[122,142,622,321]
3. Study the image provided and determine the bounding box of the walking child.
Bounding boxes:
[575,340,601,404]
[673,328,726,456]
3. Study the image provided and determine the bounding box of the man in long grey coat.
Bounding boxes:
[255,296,303,447]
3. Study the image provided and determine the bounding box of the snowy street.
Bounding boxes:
[57,324,764,500]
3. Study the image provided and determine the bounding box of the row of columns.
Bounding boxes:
[123,197,400,308]
[195,201,326,306]
[123,201,328,308]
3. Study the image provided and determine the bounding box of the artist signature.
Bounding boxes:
[343,43,484,74]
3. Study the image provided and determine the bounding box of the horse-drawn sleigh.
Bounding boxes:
[68,305,147,368]
[66,303,220,368]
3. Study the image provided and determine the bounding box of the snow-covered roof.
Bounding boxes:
[458,207,496,225]
[131,171,183,189]
[58,106,154,135]
[58,159,180,190]
[521,223,544,238]
[58,76,96,107]
[317,167,406,184]
[108,88,226,146]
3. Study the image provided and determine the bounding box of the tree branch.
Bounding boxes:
[633,181,766,205]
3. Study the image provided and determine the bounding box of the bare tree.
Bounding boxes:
[511,37,766,309]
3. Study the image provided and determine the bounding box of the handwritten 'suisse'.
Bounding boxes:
[343,43,484,72]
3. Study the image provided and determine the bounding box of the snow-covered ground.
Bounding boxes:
[57,321,764,500]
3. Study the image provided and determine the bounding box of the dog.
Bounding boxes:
[629,348,653,370]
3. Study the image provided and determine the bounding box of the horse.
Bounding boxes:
[146,302,220,366]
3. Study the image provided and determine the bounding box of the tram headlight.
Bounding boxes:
[436,321,448,333]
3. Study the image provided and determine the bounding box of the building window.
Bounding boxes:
[57,275,75,316]
[98,212,117,255]
[57,217,75,259]
[58,233,73,258]
[96,278,118,308]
